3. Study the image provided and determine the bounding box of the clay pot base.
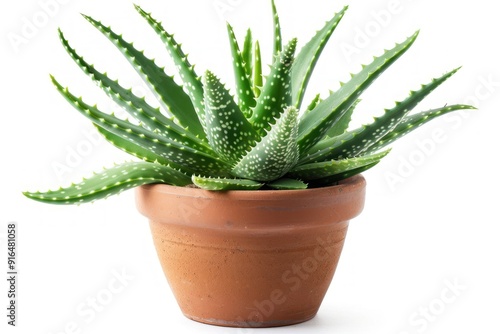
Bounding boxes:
[148,218,349,327]
[184,313,317,328]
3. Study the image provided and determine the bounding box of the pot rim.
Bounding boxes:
[137,174,365,202]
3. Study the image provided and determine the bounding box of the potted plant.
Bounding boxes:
[24,0,474,328]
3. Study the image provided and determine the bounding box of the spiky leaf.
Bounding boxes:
[82,14,205,138]
[226,23,256,115]
[290,150,390,181]
[307,162,379,188]
[58,29,207,148]
[134,5,207,135]
[24,162,191,205]
[267,178,308,190]
[96,126,172,166]
[298,130,355,165]
[366,104,477,153]
[233,106,299,181]
[325,98,359,138]
[242,29,253,79]
[253,41,263,97]
[192,176,263,190]
[292,6,348,108]
[303,94,322,117]
[95,126,195,175]
[52,77,231,176]
[303,68,461,162]
[331,68,461,159]
[298,31,419,155]
[203,71,259,164]
[271,0,282,57]
[250,39,297,135]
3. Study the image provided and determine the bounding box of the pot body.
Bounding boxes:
[136,175,366,328]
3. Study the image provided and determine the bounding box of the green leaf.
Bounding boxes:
[250,39,297,135]
[242,29,253,80]
[292,6,348,108]
[253,41,263,97]
[271,0,282,58]
[23,162,192,205]
[307,162,379,188]
[134,5,207,135]
[366,104,477,153]
[233,106,299,181]
[95,126,171,166]
[325,98,359,138]
[192,176,263,191]
[334,68,461,159]
[298,31,419,155]
[203,71,259,164]
[304,68,462,162]
[289,150,390,181]
[52,77,231,176]
[58,29,208,148]
[82,14,205,139]
[267,178,308,190]
[226,23,256,115]
[298,130,356,165]
[95,126,195,175]
[303,94,322,117]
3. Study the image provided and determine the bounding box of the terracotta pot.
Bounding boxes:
[135,175,366,328]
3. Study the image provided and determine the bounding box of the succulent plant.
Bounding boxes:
[24,1,474,204]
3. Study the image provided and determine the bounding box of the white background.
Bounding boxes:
[1,0,499,333]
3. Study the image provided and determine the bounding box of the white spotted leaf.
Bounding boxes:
[233,106,299,181]
[302,68,462,163]
[82,14,205,138]
[298,31,420,156]
[24,162,191,205]
[52,77,231,177]
[203,71,259,164]
[134,6,207,135]
[192,176,263,191]
[226,23,256,115]
[58,29,205,147]
[250,39,297,135]
[292,6,348,109]
[289,150,390,181]
[365,104,477,154]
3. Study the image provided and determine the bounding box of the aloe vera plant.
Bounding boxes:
[24,1,474,204]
